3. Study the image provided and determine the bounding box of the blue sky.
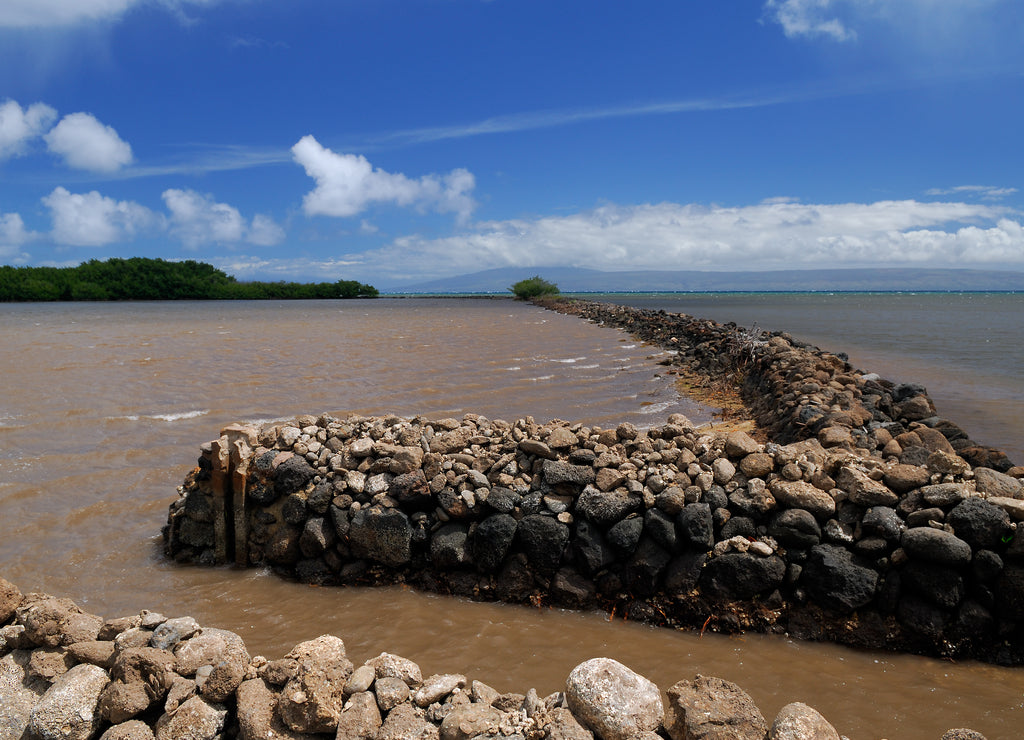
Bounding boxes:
[1,0,1022,288]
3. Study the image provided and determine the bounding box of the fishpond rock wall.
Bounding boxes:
[165,408,1024,665]
[0,576,988,740]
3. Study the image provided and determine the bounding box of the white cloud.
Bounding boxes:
[764,0,857,41]
[44,112,133,172]
[0,100,57,160]
[43,186,158,246]
[325,199,1024,282]
[0,0,217,28]
[247,213,286,247]
[291,135,476,222]
[0,212,35,246]
[926,185,1018,201]
[162,188,285,248]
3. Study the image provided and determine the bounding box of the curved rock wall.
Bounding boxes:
[165,405,1024,664]
[532,297,1016,472]
[0,576,986,740]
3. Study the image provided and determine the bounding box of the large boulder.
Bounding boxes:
[470,514,518,572]
[701,553,786,601]
[29,663,109,740]
[801,545,878,614]
[0,650,53,739]
[154,695,228,740]
[770,702,841,740]
[665,674,768,740]
[278,635,353,733]
[516,515,570,573]
[565,658,664,740]
[946,498,1013,551]
[348,506,413,567]
[769,480,836,520]
[901,528,972,567]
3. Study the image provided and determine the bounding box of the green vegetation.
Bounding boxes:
[509,275,560,299]
[0,257,379,302]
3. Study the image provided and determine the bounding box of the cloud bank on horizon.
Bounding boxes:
[0,0,1021,284]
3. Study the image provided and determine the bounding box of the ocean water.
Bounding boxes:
[0,295,1021,739]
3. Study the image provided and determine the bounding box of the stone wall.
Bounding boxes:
[532,297,1016,473]
[0,576,986,740]
[164,407,1024,664]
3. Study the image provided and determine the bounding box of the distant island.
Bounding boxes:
[394,266,1024,294]
[0,257,378,302]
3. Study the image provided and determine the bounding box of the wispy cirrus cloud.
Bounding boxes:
[926,185,1018,201]
[0,0,219,28]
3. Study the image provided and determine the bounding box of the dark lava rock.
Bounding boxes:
[389,470,431,509]
[299,517,335,558]
[947,498,1013,551]
[274,455,315,496]
[484,487,520,514]
[281,493,308,526]
[861,506,904,543]
[576,486,640,526]
[898,594,948,639]
[306,481,332,515]
[972,549,1004,583]
[542,460,596,488]
[900,561,965,609]
[431,523,471,569]
[572,520,615,577]
[768,509,820,549]
[701,553,786,601]
[644,508,677,552]
[607,516,644,555]
[720,516,757,540]
[677,503,714,550]
[470,514,517,572]
[624,537,672,596]
[801,545,878,614]
[664,552,707,592]
[902,528,972,567]
[348,506,413,567]
[515,515,569,574]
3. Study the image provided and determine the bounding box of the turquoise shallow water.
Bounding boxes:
[578,292,1024,464]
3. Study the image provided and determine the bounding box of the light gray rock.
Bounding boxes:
[665,674,768,740]
[836,466,899,508]
[770,702,840,740]
[344,664,376,695]
[565,658,663,740]
[439,703,505,740]
[173,627,247,677]
[376,702,439,740]
[154,695,228,740]
[279,635,353,733]
[236,677,313,740]
[974,468,1024,499]
[542,706,594,740]
[28,662,109,740]
[414,673,467,707]
[0,650,49,740]
[367,651,422,686]
[0,577,23,625]
[100,720,157,740]
[769,480,836,520]
[16,596,85,648]
[150,616,200,650]
[334,691,381,740]
[374,675,411,712]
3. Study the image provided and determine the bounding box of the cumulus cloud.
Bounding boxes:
[0,212,35,247]
[162,188,285,248]
[0,0,218,28]
[44,112,133,172]
[43,186,158,246]
[292,135,476,222]
[0,100,57,160]
[329,199,1024,282]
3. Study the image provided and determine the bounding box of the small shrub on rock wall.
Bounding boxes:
[510,275,560,299]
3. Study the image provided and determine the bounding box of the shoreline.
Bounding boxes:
[0,575,988,740]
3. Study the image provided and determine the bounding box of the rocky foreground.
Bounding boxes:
[0,576,987,740]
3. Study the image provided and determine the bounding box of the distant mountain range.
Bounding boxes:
[389,267,1024,294]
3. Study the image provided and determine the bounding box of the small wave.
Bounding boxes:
[0,414,20,428]
[529,375,555,382]
[619,343,637,349]
[638,400,676,415]
[551,357,587,364]
[149,410,210,422]
[573,364,600,370]
[503,366,522,371]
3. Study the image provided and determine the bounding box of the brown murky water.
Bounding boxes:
[1,297,1022,739]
